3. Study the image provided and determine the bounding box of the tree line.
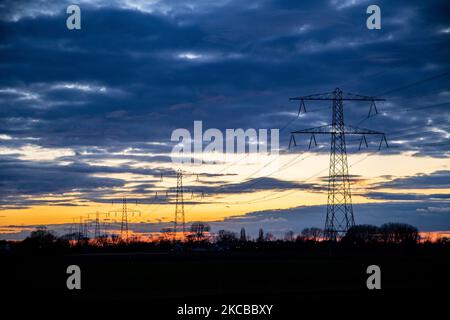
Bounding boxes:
[1,222,448,254]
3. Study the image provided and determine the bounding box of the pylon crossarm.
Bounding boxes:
[345,92,385,101]
[344,125,384,135]
[290,91,334,101]
[290,90,385,101]
[292,124,385,135]
[291,124,334,134]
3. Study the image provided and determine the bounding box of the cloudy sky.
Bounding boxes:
[0,0,449,240]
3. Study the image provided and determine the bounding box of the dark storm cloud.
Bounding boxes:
[0,0,449,205]
[359,170,450,201]
[365,192,450,201]
[0,156,166,207]
[1,1,448,154]
[186,176,316,195]
[371,170,450,190]
[0,158,121,195]
[0,152,311,207]
[120,176,317,206]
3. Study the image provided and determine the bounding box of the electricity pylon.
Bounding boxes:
[108,197,140,241]
[173,169,185,241]
[77,216,88,241]
[77,217,83,240]
[290,88,388,240]
[93,211,101,239]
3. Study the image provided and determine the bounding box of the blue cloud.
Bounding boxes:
[0,0,449,218]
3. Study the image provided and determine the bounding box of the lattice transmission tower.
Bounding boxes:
[108,197,140,241]
[173,169,185,241]
[290,88,388,240]
[121,198,129,239]
[93,211,101,239]
[77,216,88,241]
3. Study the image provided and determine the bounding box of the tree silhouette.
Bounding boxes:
[257,228,265,242]
[343,223,420,244]
[284,230,295,242]
[301,227,323,241]
[21,227,68,251]
[265,232,275,241]
[217,230,238,244]
[190,223,211,241]
[380,223,419,244]
[343,225,380,244]
[240,227,247,242]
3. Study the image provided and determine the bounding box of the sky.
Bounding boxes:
[0,0,449,240]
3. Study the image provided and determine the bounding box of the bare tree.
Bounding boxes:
[380,223,419,244]
[190,223,211,241]
[257,228,265,242]
[240,227,247,242]
[301,227,323,241]
[265,232,275,242]
[217,230,238,243]
[284,230,295,242]
[344,225,380,243]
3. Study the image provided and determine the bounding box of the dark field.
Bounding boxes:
[2,244,449,317]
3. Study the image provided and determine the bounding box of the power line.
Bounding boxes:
[217,119,446,207]
[377,70,450,97]
[356,70,450,125]
[148,71,450,228]
[221,150,377,206]
[289,88,387,240]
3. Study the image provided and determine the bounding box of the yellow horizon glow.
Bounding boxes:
[0,152,449,228]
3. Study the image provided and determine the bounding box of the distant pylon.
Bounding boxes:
[68,218,75,235]
[93,211,101,239]
[240,227,247,242]
[103,220,108,237]
[290,88,387,240]
[120,197,129,240]
[108,197,139,241]
[77,216,84,241]
[173,169,185,241]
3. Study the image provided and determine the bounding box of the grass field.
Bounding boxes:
[2,244,449,317]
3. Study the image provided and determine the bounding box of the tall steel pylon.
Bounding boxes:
[77,216,85,241]
[121,197,129,240]
[107,197,140,241]
[173,169,185,241]
[93,211,101,239]
[290,88,388,240]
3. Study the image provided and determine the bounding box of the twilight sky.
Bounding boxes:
[0,0,449,239]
